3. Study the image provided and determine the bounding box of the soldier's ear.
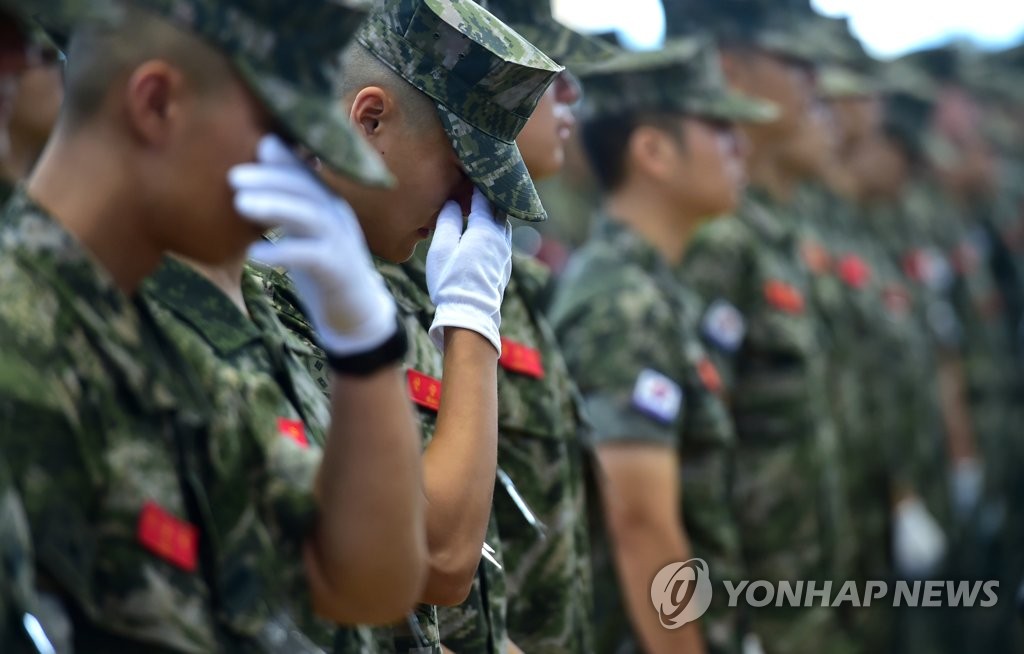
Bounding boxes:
[628,125,672,181]
[348,86,393,140]
[123,59,186,148]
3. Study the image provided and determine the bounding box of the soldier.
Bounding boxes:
[813,48,952,650]
[550,39,777,654]
[848,69,964,654]
[666,0,858,651]
[0,0,429,650]
[255,1,562,651]
[443,1,618,652]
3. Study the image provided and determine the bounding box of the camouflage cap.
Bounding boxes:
[819,65,874,100]
[576,37,778,124]
[966,47,1024,107]
[482,0,618,66]
[358,0,563,221]
[662,0,829,65]
[21,0,393,187]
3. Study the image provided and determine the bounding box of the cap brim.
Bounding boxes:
[436,104,547,222]
[689,90,779,124]
[238,62,394,189]
[755,30,822,66]
[510,22,618,67]
[819,66,875,100]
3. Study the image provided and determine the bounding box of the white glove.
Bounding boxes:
[426,188,512,354]
[232,134,397,356]
[893,497,947,578]
[950,457,984,521]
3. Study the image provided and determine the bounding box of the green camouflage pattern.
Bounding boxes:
[576,37,777,124]
[141,256,381,653]
[0,190,222,651]
[792,185,943,649]
[385,253,509,654]
[247,262,445,654]
[661,0,838,65]
[482,0,618,65]
[858,201,952,528]
[254,255,510,653]
[818,65,873,100]
[550,216,743,654]
[23,0,392,186]
[487,253,595,654]
[0,461,36,652]
[678,192,855,654]
[0,189,358,652]
[357,0,562,221]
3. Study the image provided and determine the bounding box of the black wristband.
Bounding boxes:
[325,318,408,376]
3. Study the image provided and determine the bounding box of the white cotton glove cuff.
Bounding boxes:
[893,497,947,577]
[430,302,503,354]
[426,189,512,355]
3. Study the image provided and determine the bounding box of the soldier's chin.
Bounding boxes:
[388,236,421,265]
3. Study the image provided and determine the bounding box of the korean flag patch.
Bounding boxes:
[702,299,746,353]
[632,369,683,425]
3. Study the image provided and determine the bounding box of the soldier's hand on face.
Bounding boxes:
[425,188,512,354]
[234,134,398,356]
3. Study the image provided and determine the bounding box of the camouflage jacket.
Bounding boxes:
[550,216,743,654]
[679,191,852,654]
[489,253,594,654]
[254,255,507,654]
[0,191,220,652]
[142,257,378,653]
[386,254,508,654]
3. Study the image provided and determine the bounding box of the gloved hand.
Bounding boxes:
[232,134,398,356]
[426,189,512,354]
[893,496,947,578]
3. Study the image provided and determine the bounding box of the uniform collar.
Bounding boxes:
[145,257,263,358]
[0,189,203,415]
[591,212,668,275]
[739,188,794,244]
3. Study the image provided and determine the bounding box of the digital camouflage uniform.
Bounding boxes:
[491,254,595,654]
[680,191,853,654]
[0,192,220,652]
[474,2,616,651]
[260,2,561,652]
[386,257,509,654]
[552,217,744,654]
[549,39,776,654]
[256,254,507,654]
[0,0,392,651]
[141,258,379,654]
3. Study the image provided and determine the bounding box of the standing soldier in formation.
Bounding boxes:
[0,0,431,650]
[551,39,776,654]
[257,0,562,651]
[669,1,856,651]
[478,1,616,652]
